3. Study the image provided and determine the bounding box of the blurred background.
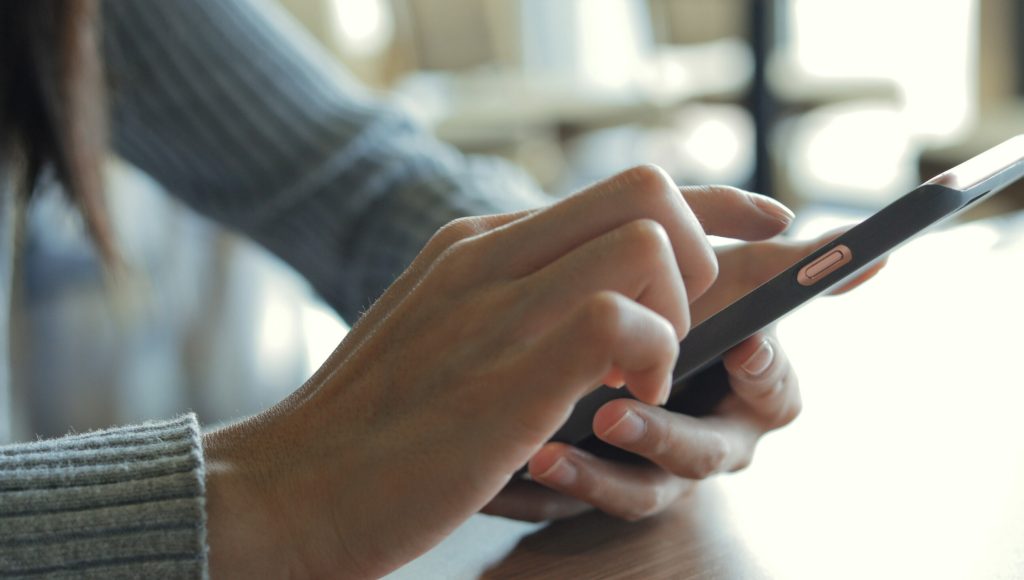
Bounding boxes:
[10,0,1024,441]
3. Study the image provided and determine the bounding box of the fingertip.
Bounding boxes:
[681,186,792,241]
[602,368,627,389]
[722,333,775,378]
[593,397,630,423]
[737,189,795,239]
[722,332,767,361]
[593,399,647,444]
[722,333,796,411]
[748,194,796,228]
[623,368,672,406]
[529,443,577,487]
[528,443,563,474]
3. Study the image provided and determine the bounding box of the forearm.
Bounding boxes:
[102,0,551,323]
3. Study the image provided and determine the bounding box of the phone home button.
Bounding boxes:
[798,245,853,286]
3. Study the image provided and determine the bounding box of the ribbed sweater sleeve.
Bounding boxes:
[0,414,207,578]
[101,0,551,323]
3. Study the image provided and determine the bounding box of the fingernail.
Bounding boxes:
[752,195,795,223]
[602,409,647,444]
[537,457,577,487]
[741,338,774,376]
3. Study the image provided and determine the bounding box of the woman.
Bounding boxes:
[1,0,868,577]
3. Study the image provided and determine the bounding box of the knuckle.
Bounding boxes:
[621,163,675,196]
[655,317,681,351]
[427,222,488,279]
[682,247,719,300]
[690,432,729,479]
[580,291,626,347]
[650,321,681,368]
[575,469,607,508]
[646,416,675,459]
[695,252,719,291]
[431,241,476,284]
[744,379,782,403]
[444,237,476,260]
[614,165,680,215]
[617,221,689,339]
[731,450,754,473]
[774,393,803,428]
[674,310,691,343]
[432,217,484,249]
[620,489,662,522]
[651,424,670,458]
[620,219,672,261]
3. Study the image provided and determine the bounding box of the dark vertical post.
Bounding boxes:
[1018,0,1024,96]
[748,0,776,196]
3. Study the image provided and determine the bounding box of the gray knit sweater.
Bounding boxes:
[0,0,546,575]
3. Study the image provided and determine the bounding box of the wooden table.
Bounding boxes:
[388,213,1024,579]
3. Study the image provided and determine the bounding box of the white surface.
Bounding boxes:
[729,214,1024,580]
[388,212,1024,579]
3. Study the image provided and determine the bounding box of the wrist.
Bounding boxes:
[203,423,293,578]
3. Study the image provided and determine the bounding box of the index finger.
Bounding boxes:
[683,185,794,241]
[486,165,794,302]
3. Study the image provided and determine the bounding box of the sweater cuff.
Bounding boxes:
[0,414,208,578]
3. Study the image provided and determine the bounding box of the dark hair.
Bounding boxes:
[0,0,114,263]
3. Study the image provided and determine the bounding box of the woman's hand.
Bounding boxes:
[202,165,803,578]
[483,229,885,523]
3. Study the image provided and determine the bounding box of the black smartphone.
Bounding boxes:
[551,134,1024,464]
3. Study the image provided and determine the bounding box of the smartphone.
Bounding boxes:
[551,134,1024,464]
